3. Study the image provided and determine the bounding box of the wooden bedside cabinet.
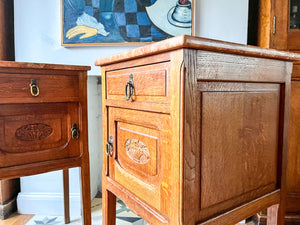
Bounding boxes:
[0,61,91,225]
[95,35,300,225]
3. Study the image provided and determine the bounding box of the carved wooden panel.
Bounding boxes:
[124,138,150,165]
[117,122,158,177]
[15,123,53,141]
[109,107,171,213]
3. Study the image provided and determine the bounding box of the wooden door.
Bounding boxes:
[0,102,81,168]
[106,107,172,217]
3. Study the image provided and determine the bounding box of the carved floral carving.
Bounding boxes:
[125,138,150,164]
[15,123,53,141]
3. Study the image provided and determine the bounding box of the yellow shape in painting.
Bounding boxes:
[66,25,98,39]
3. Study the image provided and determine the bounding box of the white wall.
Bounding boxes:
[195,0,249,44]
[14,0,248,216]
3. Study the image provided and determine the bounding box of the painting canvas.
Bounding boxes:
[62,0,193,45]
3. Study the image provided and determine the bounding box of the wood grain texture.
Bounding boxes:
[0,0,14,61]
[0,213,33,225]
[63,169,70,224]
[269,0,288,50]
[0,63,91,225]
[0,1,17,218]
[98,36,296,225]
[257,0,272,48]
[95,35,300,66]
[292,62,300,79]
[0,60,90,71]
[287,30,300,50]
[0,180,19,205]
[267,204,279,225]
[257,1,300,222]
[199,191,280,225]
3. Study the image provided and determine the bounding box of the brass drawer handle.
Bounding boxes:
[125,74,134,101]
[71,124,80,140]
[30,79,40,97]
[106,135,113,156]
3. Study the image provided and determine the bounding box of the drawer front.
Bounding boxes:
[107,107,171,214]
[0,74,79,101]
[0,103,81,167]
[106,62,170,104]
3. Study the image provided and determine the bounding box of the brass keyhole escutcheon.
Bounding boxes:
[106,135,113,156]
[30,79,40,97]
[71,124,80,140]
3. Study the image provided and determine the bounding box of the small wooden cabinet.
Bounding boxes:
[258,0,300,223]
[0,61,91,225]
[96,35,300,225]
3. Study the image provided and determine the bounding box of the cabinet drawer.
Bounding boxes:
[0,74,79,102]
[0,103,81,167]
[106,62,170,104]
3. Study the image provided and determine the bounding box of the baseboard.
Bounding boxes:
[17,192,81,217]
[0,197,17,219]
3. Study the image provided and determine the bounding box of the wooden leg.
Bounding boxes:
[102,188,116,225]
[267,204,279,225]
[63,169,70,224]
[80,164,92,225]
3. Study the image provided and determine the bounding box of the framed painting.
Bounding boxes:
[62,0,194,45]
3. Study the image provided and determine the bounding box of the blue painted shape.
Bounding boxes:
[84,6,93,16]
[151,26,164,37]
[92,0,100,8]
[126,25,140,37]
[124,0,137,12]
[140,37,153,42]
[137,12,150,25]
[114,12,126,26]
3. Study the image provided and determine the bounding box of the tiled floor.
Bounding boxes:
[25,196,148,225]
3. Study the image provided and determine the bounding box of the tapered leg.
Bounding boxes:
[80,164,92,225]
[63,169,70,224]
[267,204,279,225]
[102,188,116,225]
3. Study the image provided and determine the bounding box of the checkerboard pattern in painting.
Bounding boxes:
[113,0,169,42]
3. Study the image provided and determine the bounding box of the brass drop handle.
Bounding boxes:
[30,79,40,97]
[71,124,80,140]
[125,74,134,101]
[106,135,113,156]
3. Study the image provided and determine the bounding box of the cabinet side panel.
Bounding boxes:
[183,49,289,223]
[200,90,279,209]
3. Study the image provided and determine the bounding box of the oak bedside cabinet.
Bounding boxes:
[0,61,91,225]
[95,35,300,225]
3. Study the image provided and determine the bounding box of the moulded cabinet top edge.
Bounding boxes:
[95,35,300,66]
[0,61,91,71]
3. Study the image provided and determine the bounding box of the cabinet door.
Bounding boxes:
[0,102,81,167]
[106,107,171,214]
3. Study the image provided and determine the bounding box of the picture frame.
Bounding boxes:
[61,0,194,45]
